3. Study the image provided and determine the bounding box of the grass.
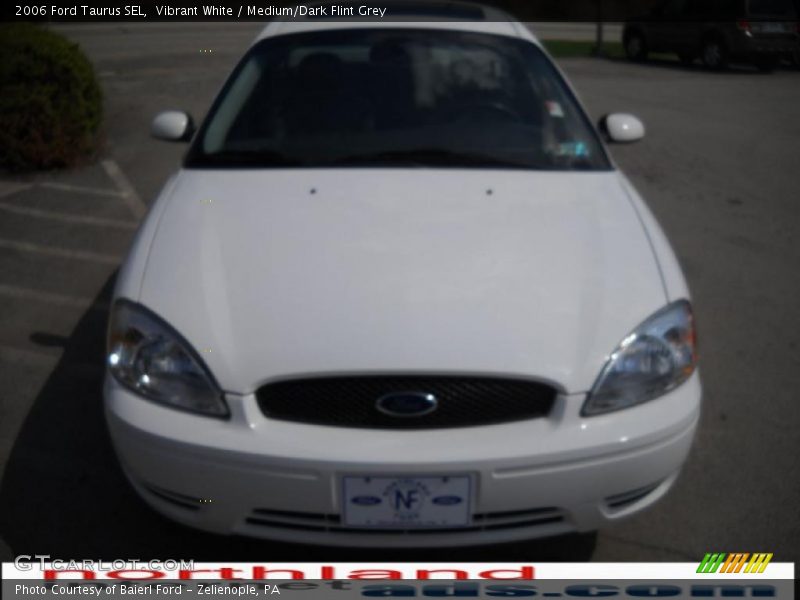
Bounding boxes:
[542,39,626,59]
[542,39,676,61]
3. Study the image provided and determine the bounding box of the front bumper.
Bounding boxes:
[105,373,701,547]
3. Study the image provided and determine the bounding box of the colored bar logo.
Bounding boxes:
[697,553,773,574]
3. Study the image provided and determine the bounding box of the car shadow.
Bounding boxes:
[0,273,596,561]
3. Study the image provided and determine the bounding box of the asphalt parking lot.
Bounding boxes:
[0,23,798,564]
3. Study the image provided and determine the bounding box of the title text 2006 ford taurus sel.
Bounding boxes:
[105,8,700,546]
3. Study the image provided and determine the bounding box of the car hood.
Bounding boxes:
[136,169,666,394]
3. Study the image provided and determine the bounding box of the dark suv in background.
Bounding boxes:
[794,0,800,65]
[623,0,798,70]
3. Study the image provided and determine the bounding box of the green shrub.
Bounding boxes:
[0,23,103,171]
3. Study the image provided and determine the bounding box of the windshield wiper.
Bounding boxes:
[198,148,538,169]
[333,148,534,169]
[202,150,305,167]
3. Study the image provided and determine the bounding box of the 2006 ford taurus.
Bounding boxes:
[105,4,701,546]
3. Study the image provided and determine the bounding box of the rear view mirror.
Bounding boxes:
[599,113,645,143]
[151,110,195,142]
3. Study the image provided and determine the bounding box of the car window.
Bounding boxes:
[685,0,745,19]
[659,0,688,17]
[186,29,610,171]
[748,0,797,16]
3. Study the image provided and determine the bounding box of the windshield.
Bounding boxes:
[185,29,610,170]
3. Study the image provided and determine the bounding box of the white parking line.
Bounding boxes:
[0,202,138,230]
[0,182,32,199]
[101,159,147,219]
[0,239,122,265]
[0,283,108,311]
[40,182,124,198]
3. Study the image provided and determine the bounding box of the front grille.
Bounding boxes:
[255,376,557,429]
[245,506,566,534]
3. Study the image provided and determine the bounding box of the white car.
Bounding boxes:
[105,4,701,547]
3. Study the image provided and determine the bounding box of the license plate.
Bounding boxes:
[342,475,471,528]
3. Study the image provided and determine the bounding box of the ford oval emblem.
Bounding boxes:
[351,495,382,506]
[376,392,438,417]
[432,495,463,506]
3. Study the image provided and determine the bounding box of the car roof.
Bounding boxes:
[253,1,539,46]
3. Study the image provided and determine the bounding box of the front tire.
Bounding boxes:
[625,32,648,61]
[701,38,728,69]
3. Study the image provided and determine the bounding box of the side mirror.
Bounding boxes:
[599,113,645,143]
[151,110,195,142]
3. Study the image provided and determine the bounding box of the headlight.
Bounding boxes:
[107,300,228,417]
[582,300,697,416]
